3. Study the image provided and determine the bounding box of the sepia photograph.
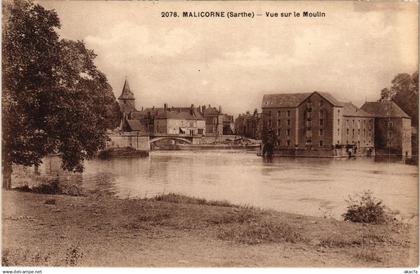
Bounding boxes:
[1,0,419,271]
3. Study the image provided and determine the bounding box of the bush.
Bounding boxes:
[14,179,84,197]
[342,191,390,224]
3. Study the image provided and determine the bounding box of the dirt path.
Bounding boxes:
[2,191,418,267]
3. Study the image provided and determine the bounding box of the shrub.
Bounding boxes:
[342,190,390,224]
[65,245,84,266]
[14,179,84,197]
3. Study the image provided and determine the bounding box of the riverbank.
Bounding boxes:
[2,190,418,267]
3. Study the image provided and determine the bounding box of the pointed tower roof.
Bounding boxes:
[118,79,135,100]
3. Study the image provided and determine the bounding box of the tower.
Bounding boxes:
[118,79,136,114]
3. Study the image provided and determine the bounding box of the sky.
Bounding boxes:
[38,1,418,116]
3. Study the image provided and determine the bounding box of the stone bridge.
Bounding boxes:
[149,136,193,145]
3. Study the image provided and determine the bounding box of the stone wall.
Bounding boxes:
[106,134,150,151]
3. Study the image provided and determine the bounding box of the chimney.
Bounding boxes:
[164,103,167,112]
[152,106,155,110]
[219,105,222,114]
[141,106,144,111]
[190,104,194,115]
[202,105,206,112]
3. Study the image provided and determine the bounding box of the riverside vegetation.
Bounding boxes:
[2,182,418,267]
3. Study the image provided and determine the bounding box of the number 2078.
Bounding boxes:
[161,12,178,17]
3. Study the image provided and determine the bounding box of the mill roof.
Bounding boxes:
[360,101,410,119]
[342,103,375,117]
[261,91,343,108]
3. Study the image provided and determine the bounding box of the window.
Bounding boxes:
[338,119,340,126]
[277,111,281,117]
[319,100,324,107]
[287,129,290,136]
[320,119,324,126]
[287,119,291,126]
[277,120,281,127]
[287,140,291,146]
[198,129,203,135]
[389,121,393,128]
[277,128,281,135]
[352,129,355,136]
[338,128,340,135]
[347,128,349,135]
[268,111,272,117]
[287,110,290,117]
[319,129,323,136]
[319,140,323,146]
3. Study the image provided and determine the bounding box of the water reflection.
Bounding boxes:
[36,151,418,220]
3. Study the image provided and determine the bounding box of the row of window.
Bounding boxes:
[345,119,373,129]
[345,128,372,138]
[267,110,291,117]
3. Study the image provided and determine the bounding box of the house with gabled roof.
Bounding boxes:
[154,104,206,136]
[361,100,411,158]
[341,103,375,149]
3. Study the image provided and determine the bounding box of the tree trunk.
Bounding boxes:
[2,160,12,190]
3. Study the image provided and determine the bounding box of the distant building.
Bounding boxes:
[261,91,375,157]
[222,114,235,135]
[118,79,136,114]
[235,110,262,140]
[120,118,147,133]
[361,101,411,158]
[201,105,224,136]
[341,103,375,151]
[154,105,205,136]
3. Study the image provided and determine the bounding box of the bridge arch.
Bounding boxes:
[149,136,192,144]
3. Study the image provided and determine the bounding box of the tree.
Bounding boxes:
[379,71,419,127]
[391,71,419,127]
[2,0,119,189]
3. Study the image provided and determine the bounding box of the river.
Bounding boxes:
[34,150,418,221]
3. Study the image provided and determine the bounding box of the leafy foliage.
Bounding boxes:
[2,0,121,188]
[380,71,419,127]
[342,191,389,224]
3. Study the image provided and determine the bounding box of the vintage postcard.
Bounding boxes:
[1,0,419,271]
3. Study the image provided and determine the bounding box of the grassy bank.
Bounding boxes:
[2,190,418,267]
